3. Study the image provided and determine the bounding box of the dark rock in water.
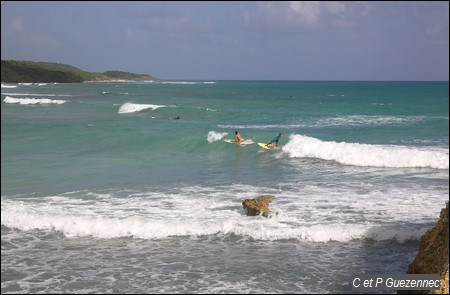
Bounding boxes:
[399,202,449,294]
[242,195,276,218]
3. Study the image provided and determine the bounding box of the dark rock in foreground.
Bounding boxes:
[400,202,449,294]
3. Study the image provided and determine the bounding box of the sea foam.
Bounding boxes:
[0,198,428,242]
[117,102,167,114]
[3,96,67,105]
[1,84,17,88]
[282,134,449,169]
[1,181,439,243]
[207,131,228,143]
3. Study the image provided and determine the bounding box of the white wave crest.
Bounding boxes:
[117,102,166,114]
[3,96,67,105]
[0,200,427,242]
[1,183,442,243]
[282,134,449,169]
[159,81,216,85]
[161,81,198,85]
[207,131,228,143]
[1,84,17,88]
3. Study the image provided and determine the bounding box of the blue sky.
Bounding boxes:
[1,1,449,81]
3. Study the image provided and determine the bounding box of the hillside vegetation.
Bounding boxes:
[1,60,158,83]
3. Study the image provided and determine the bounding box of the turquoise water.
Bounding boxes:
[1,81,448,293]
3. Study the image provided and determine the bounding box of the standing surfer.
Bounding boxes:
[266,132,282,148]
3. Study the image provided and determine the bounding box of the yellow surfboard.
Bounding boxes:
[258,142,276,150]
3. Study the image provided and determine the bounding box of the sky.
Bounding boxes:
[1,1,449,81]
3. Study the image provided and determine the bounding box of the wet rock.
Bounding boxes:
[242,195,276,218]
[400,202,449,294]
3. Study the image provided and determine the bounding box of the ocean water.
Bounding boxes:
[1,80,448,294]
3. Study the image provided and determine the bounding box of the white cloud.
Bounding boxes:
[288,1,321,27]
[243,1,368,32]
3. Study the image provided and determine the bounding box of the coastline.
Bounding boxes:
[82,79,159,83]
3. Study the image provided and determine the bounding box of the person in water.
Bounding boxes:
[235,131,244,145]
[266,132,282,147]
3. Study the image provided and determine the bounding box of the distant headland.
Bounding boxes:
[1,60,159,83]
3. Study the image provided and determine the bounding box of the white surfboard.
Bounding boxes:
[224,139,254,145]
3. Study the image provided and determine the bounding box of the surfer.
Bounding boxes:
[266,132,282,148]
[235,131,244,145]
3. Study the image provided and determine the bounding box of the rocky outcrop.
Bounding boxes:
[402,202,449,294]
[242,195,276,218]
